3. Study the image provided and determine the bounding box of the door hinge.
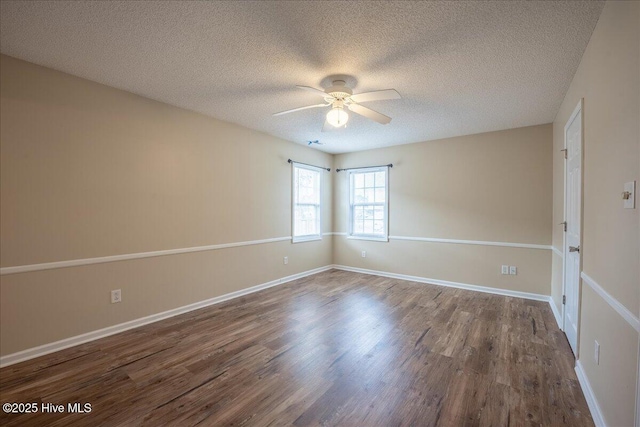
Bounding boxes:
[562,295,566,305]
[561,149,567,159]
[560,221,567,232]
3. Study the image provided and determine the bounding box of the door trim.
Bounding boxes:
[561,98,584,357]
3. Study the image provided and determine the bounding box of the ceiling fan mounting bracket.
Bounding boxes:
[325,80,353,101]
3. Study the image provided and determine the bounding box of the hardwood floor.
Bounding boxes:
[0,269,593,426]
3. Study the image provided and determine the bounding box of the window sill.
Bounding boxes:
[347,235,389,242]
[292,235,323,243]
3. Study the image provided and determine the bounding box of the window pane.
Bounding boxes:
[352,205,385,236]
[300,186,319,204]
[299,169,313,188]
[294,205,319,236]
[374,188,385,203]
[364,206,374,220]
[375,171,385,187]
[311,205,320,235]
[293,166,321,238]
[354,173,364,189]
[298,168,319,204]
[374,206,384,219]
[354,189,365,203]
[365,172,375,188]
[364,188,374,203]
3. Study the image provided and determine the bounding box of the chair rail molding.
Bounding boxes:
[581,271,640,332]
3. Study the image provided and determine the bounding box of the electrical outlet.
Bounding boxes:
[509,266,517,275]
[501,265,509,275]
[283,256,288,265]
[594,340,600,365]
[361,251,366,258]
[111,289,122,304]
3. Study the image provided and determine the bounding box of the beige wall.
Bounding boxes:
[0,55,333,356]
[334,125,553,295]
[551,1,639,425]
[0,56,556,357]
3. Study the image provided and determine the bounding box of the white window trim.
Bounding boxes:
[292,162,323,243]
[347,166,389,242]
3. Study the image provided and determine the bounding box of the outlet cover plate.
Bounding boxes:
[623,181,635,209]
[111,289,122,304]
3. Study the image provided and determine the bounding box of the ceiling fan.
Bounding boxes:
[274,80,401,132]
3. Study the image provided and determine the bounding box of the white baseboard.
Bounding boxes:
[330,264,549,302]
[575,361,607,427]
[0,265,332,368]
[549,296,563,330]
[1,264,553,368]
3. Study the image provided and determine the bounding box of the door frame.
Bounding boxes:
[561,98,584,357]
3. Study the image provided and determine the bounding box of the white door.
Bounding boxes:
[563,100,583,356]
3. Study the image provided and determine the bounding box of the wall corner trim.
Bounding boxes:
[0,265,333,368]
[581,271,640,333]
[331,264,550,302]
[548,296,563,330]
[575,360,607,427]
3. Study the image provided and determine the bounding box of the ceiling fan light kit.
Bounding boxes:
[274,79,401,132]
[326,105,349,128]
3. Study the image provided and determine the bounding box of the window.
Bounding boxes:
[292,163,322,242]
[348,167,388,241]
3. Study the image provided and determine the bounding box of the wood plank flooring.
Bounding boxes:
[0,269,593,426]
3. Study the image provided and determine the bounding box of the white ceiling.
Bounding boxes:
[0,1,603,154]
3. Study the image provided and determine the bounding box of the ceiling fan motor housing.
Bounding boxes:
[325,80,353,100]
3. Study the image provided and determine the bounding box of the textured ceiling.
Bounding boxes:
[0,1,603,153]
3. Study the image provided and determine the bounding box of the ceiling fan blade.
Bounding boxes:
[296,85,328,97]
[348,103,392,125]
[350,89,401,104]
[273,103,327,116]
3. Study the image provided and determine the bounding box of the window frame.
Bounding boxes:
[347,166,389,242]
[291,162,323,243]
